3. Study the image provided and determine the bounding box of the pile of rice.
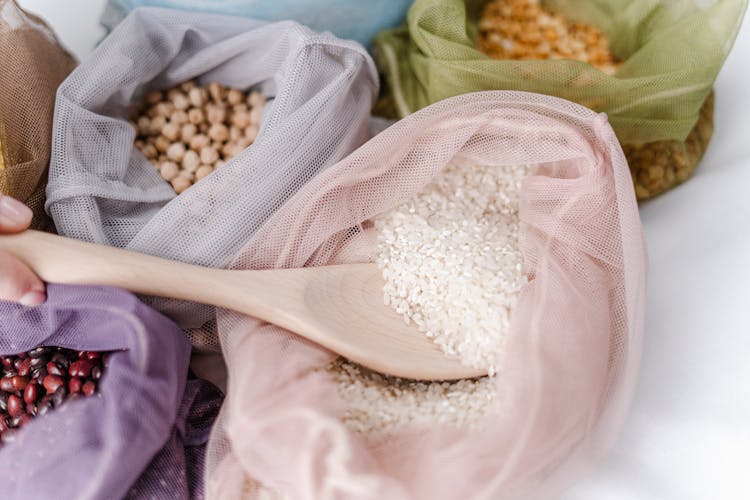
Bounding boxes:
[333,162,531,434]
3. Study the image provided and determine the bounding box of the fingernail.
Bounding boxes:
[19,291,46,307]
[0,196,33,225]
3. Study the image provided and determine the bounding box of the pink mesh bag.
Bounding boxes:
[204,91,646,499]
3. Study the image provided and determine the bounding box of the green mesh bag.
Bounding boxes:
[375,0,746,199]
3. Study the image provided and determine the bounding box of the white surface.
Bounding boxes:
[16,2,750,498]
[17,0,107,60]
[563,16,750,500]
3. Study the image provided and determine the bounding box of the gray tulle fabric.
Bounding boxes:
[127,378,224,499]
[0,285,191,500]
[46,7,378,351]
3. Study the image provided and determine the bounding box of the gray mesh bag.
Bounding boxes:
[46,7,378,350]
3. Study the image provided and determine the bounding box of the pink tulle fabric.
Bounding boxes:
[205,91,647,500]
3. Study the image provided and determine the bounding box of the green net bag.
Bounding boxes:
[375,0,746,200]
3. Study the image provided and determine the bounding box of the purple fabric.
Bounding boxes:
[127,378,224,499]
[0,284,191,500]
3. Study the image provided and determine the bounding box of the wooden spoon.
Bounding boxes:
[0,230,485,381]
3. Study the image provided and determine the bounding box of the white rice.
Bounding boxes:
[375,162,530,373]
[333,162,530,434]
[331,360,496,435]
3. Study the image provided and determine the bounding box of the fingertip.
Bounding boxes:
[19,290,47,307]
[0,195,33,232]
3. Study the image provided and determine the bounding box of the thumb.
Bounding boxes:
[0,250,46,306]
[0,195,33,232]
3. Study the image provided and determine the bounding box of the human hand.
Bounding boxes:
[0,195,46,305]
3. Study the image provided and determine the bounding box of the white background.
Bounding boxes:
[17,1,750,498]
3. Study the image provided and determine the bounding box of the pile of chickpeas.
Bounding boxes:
[132,80,266,194]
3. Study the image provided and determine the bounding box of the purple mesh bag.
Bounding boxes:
[0,284,192,499]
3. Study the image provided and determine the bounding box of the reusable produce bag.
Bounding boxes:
[203,91,647,499]
[101,0,413,48]
[0,0,76,229]
[375,0,747,200]
[128,378,224,499]
[0,285,191,500]
[46,8,378,350]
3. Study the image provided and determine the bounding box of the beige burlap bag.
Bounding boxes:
[0,0,75,229]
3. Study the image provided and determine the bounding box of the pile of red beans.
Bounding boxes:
[0,347,108,445]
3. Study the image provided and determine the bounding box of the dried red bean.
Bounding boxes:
[43,374,64,394]
[31,365,48,380]
[24,382,39,404]
[52,353,70,369]
[52,386,67,408]
[91,366,102,381]
[82,381,96,397]
[17,358,31,377]
[29,356,46,368]
[46,362,64,377]
[68,360,92,378]
[11,376,28,392]
[0,378,14,393]
[1,357,13,370]
[11,414,31,428]
[68,377,82,395]
[7,395,23,418]
[28,347,47,358]
[36,398,52,417]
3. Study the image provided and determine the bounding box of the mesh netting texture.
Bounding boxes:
[204,91,647,499]
[374,0,747,199]
[127,378,224,499]
[101,0,412,48]
[0,0,76,230]
[0,285,191,500]
[46,7,378,351]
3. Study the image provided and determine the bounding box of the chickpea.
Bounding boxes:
[172,92,190,111]
[188,108,205,125]
[160,161,179,181]
[206,104,226,124]
[181,123,197,143]
[171,176,191,194]
[162,122,180,142]
[188,87,206,108]
[200,146,219,165]
[166,142,186,162]
[249,105,263,125]
[154,135,170,154]
[208,123,229,143]
[195,165,214,181]
[208,82,224,102]
[182,150,200,172]
[189,134,210,151]
[227,88,244,105]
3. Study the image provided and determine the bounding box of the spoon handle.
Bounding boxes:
[0,230,235,306]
